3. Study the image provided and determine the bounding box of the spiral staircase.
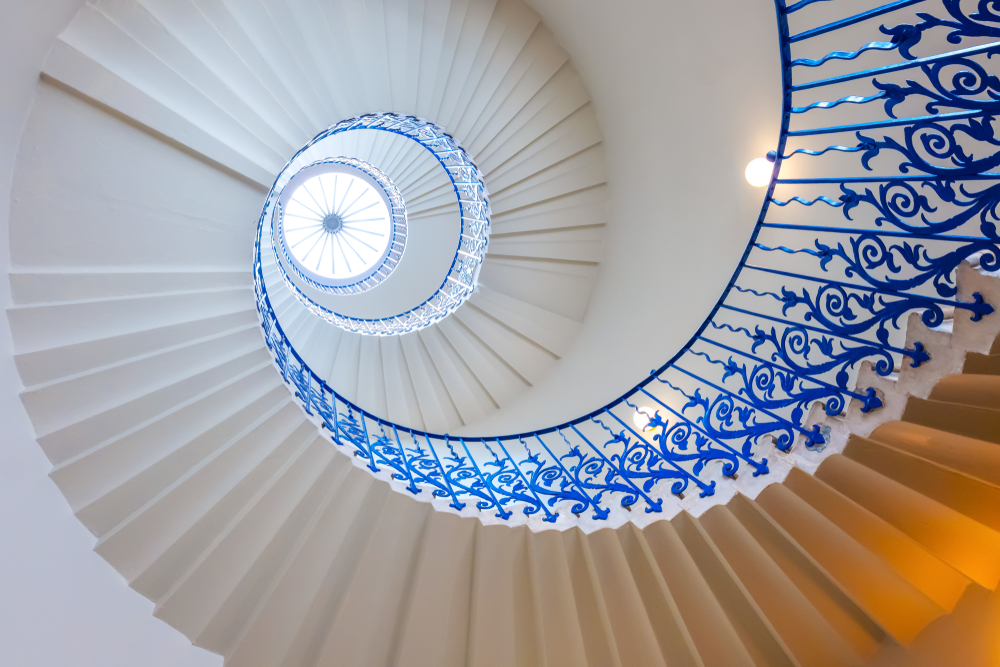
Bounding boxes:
[5,0,1000,666]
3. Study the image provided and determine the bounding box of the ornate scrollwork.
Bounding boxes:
[710,320,910,385]
[840,179,1000,238]
[596,412,722,498]
[875,55,1000,118]
[857,116,1000,177]
[654,376,804,452]
[740,281,983,343]
[757,234,1000,297]
[895,2,1000,55]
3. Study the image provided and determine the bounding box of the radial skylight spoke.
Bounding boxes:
[341,226,386,237]
[317,176,331,217]
[285,213,324,222]
[315,232,330,271]
[302,229,327,261]
[343,217,384,224]
[339,189,368,218]
[292,200,325,219]
[290,228,324,249]
[342,201,379,219]
[303,182,327,216]
[340,229,381,253]
[335,234,353,273]
[340,234,367,263]
[336,180,354,215]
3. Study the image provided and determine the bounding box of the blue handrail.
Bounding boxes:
[254,0,1000,523]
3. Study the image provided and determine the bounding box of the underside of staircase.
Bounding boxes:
[6,0,1000,665]
[9,228,1000,667]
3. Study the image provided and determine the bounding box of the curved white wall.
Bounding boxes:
[0,1,220,664]
[462,0,782,434]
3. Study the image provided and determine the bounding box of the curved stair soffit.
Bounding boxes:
[8,0,1000,665]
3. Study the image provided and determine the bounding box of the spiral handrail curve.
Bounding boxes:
[255,0,1000,525]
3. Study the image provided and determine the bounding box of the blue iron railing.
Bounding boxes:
[254,0,999,523]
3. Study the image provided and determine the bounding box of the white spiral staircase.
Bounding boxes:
[34,0,606,435]
[6,1,1000,666]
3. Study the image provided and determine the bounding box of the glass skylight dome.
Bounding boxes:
[277,158,406,293]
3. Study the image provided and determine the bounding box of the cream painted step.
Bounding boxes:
[699,503,864,667]
[21,324,264,438]
[780,467,971,615]
[14,310,258,388]
[393,512,476,667]
[224,470,385,667]
[153,436,347,645]
[814,455,1000,591]
[36,350,273,468]
[841,436,1000,535]
[467,524,538,667]
[756,479,946,646]
[866,421,1000,489]
[7,286,253,355]
[92,400,307,580]
[304,491,431,667]
[671,512,799,667]
[51,378,288,520]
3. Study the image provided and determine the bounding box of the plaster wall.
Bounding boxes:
[0,1,221,664]
[464,0,782,434]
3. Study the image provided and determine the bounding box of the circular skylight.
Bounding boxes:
[276,158,407,294]
[284,172,392,281]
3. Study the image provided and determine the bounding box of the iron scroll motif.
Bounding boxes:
[255,0,1000,525]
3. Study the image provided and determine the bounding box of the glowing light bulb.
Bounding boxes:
[633,407,656,430]
[745,157,774,187]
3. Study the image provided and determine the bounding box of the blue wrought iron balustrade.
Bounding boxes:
[253,0,1000,523]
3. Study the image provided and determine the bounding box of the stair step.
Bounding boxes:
[526,529,591,667]
[585,528,670,667]
[902,397,1000,445]
[755,481,941,645]
[150,434,341,638]
[727,493,886,659]
[642,519,755,667]
[92,403,306,581]
[560,529,620,667]
[308,493,431,667]
[782,467,971,613]
[468,525,539,667]
[615,525,702,667]
[868,420,1000,489]
[962,352,1000,375]
[843,436,1000,534]
[394,511,476,667]
[928,374,1000,411]
[816,455,1000,589]
[37,352,272,467]
[53,379,286,520]
[700,504,863,667]
[21,325,264,436]
[190,444,352,653]
[226,473,385,667]
[13,310,257,388]
[672,511,798,667]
